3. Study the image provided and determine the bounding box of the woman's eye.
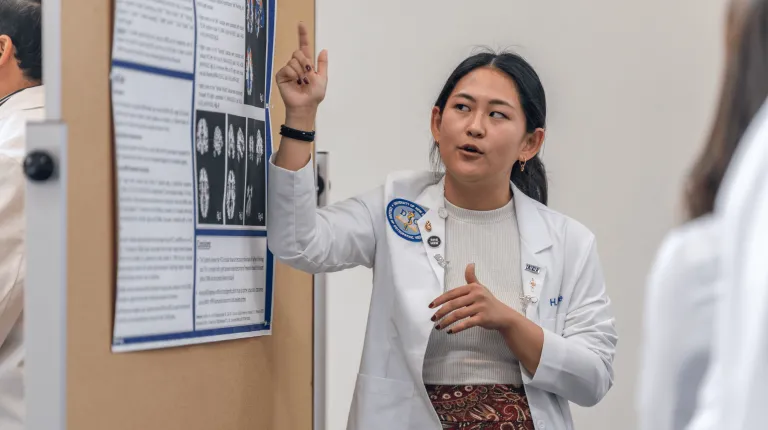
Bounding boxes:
[454,104,470,112]
[490,111,508,119]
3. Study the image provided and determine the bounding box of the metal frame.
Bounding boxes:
[313,150,329,430]
[42,0,61,121]
[25,0,67,428]
[24,122,68,430]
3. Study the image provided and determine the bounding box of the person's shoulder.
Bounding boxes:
[354,170,435,211]
[646,215,721,304]
[656,215,720,267]
[380,170,438,201]
[0,113,35,158]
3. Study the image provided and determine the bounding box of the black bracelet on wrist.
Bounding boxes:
[280,124,315,142]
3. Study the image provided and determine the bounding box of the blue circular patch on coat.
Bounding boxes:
[386,199,426,242]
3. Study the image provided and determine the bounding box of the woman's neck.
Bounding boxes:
[0,78,38,102]
[444,172,512,211]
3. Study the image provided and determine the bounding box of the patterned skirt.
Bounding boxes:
[426,384,535,430]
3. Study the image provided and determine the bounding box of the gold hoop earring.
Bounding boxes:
[519,158,527,172]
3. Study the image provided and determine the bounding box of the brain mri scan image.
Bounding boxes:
[196,118,209,155]
[213,126,223,157]
[245,118,266,226]
[246,48,254,97]
[244,0,266,108]
[227,124,235,159]
[247,0,255,33]
[246,185,253,218]
[199,167,210,218]
[237,127,245,161]
[225,169,237,221]
[194,110,225,225]
[224,115,247,225]
[256,129,264,165]
[252,0,264,38]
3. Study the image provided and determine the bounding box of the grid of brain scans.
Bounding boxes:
[195,111,267,228]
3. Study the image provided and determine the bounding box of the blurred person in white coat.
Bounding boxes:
[637,1,768,429]
[686,1,768,425]
[691,94,768,430]
[0,0,43,429]
[268,23,617,430]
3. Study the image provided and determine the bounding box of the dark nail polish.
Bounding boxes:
[428,302,434,309]
[435,324,441,330]
[305,65,312,72]
[447,329,453,334]
[430,315,436,322]
[297,78,302,85]
[303,77,310,85]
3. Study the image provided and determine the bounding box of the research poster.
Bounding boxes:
[109,0,276,352]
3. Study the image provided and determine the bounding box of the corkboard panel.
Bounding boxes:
[61,0,315,429]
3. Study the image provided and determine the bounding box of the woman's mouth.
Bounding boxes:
[459,144,484,155]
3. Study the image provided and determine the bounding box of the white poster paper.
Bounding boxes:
[110,0,276,352]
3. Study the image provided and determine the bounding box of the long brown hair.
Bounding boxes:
[686,0,768,219]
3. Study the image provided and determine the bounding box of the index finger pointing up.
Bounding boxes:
[298,22,311,59]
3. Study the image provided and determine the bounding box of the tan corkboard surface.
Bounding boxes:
[62,0,314,428]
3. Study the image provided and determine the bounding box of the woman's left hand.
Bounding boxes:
[430,263,518,334]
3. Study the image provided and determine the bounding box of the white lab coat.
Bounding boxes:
[637,214,720,430]
[686,98,768,430]
[0,85,44,430]
[267,156,618,430]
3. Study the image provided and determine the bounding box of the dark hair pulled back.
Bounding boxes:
[430,50,548,205]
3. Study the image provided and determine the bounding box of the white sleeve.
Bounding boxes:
[266,155,378,273]
[523,237,618,407]
[0,150,25,349]
[637,223,718,430]
[707,177,768,429]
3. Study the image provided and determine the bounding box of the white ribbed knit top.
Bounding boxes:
[422,197,525,385]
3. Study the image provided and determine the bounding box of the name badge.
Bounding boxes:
[525,264,541,274]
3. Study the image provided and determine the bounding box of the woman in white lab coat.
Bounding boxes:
[268,23,617,430]
[637,1,768,429]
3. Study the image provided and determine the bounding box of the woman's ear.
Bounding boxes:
[520,128,545,160]
[430,106,442,143]
[0,36,13,68]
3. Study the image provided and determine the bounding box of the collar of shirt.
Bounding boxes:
[0,85,41,108]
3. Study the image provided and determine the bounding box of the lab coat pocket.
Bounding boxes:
[349,373,414,430]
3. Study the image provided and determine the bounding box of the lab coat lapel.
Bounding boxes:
[389,179,445,360]
[512,183,552,320]
[416,216,445,297]
[414,178,446,298]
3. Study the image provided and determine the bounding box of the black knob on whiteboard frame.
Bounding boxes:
[24,150,55,182]
[317,174,326,198]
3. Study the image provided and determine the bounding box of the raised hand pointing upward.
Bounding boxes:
[276,22,328,115]
[273,22,328,171]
